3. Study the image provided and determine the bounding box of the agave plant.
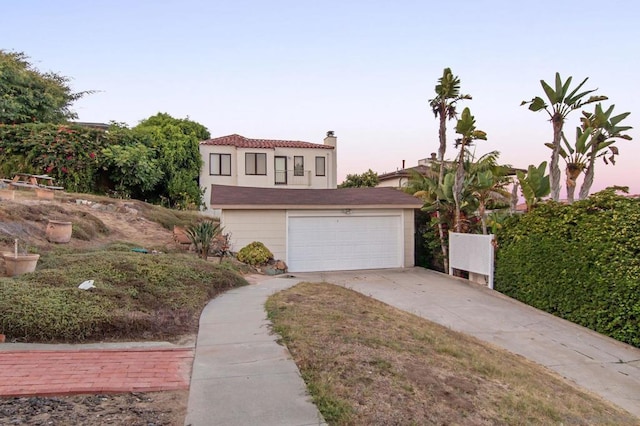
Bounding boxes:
[185,220,221,260]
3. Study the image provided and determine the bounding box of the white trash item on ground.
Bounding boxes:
[78,280,95,290]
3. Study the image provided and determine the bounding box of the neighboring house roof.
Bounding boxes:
[210,185,423,209]
[72,122,110,131]
[200,134,334,150]
[378,165,437,182]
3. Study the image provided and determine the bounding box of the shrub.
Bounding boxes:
[495,188,640,348]
[237,241,273,266]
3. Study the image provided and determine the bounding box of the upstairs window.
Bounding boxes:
[294,156,304,176]
[210,153,231,176]
[315,156,326,176]
[246,153,267,175]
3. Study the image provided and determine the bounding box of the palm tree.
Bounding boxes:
[453,108,487,232]
[428,68,471,271]
[578,104,632,199]
[521,73,606,201]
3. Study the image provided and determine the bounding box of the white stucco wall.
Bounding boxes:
[220,210,287,260]
[200,144,337,211]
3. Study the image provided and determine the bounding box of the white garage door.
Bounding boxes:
[287,214,403,272]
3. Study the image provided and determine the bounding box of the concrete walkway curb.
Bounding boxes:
[184,278,326,426]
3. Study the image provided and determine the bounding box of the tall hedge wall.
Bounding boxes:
[495,189,640,348]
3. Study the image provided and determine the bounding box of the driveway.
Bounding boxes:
[295,267,640,418]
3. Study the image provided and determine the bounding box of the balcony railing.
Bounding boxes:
[275,170,311,186]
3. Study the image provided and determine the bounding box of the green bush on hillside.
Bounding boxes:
[495,188,640,348]
[0,245,248,342]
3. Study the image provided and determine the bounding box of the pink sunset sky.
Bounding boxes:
[3,1,638,196]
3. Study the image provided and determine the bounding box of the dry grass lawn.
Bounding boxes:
[266,282,639,426]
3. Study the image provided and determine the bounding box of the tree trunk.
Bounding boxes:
[453,144,466,233]
[510,180,519,213]
[549,114,563,201]
[437,107,447,186]
[436,104,449,272]
[436,212,448,272]
[479,203,487,235]
[579,141,598,200]
[566,181,575,204]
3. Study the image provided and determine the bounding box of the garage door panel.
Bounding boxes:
[287,215,402,272]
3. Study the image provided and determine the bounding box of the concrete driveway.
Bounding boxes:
[295,267,640,418]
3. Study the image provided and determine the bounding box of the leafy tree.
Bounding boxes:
[521,73,606,201]
[338,169,379,188]
[516,162,550,212]
[100,143,163,196]
[428,68,471,270]
[453,108,487,232]
[134,113,209,209]
[0,50,90,124]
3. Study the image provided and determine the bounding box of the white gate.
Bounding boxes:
[448,232,495,289]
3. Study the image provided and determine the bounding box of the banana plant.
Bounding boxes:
[516,162,550,212]
[521,73,607,201]
[546,126,592,203]
[453,107,487,232]
[578,104,632,199]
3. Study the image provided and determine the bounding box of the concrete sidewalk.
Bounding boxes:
[297,268,640,418]
[184,277,325,426]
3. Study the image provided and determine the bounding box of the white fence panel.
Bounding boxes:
[448,232,495,289]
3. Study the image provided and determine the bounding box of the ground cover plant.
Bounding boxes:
[266,282,638,425]
[495,188,640,348]
[0,243,247,342]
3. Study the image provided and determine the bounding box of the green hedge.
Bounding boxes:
[495,189,640,348]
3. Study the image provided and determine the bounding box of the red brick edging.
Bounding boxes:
[0,348,193,397]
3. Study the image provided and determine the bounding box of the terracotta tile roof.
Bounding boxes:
[210,185,423,209]
[200,134,334,150]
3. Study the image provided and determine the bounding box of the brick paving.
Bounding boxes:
[0,348,193,397]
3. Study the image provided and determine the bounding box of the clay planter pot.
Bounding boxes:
[0,189,15,200]
[46,220,73,243]
[173,225,192,245]
[35,188,54,199]
[3,253,40,276]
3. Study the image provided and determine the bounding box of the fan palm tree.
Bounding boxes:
[521,73,606,201]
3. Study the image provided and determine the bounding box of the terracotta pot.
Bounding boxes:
[173,225,191,244]
[3,253,40,276]
[46,220,73,243]
[35,188,54,199]
[0,189,15,200]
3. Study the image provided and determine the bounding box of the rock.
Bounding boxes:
[275,260,287,271]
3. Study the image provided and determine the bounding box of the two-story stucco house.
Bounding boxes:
[199,132,338,212]
[199,131,423,272]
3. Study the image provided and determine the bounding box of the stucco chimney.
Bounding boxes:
[324,131,337,188]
